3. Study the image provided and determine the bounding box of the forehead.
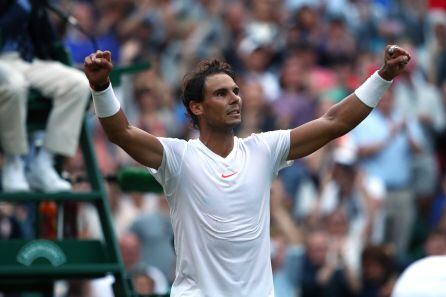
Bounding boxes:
[204,73,236,92]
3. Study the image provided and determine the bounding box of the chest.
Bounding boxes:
[179,147,272,216]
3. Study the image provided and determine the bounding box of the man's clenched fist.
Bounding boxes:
[84,50,113,91]
[378,45,411,81]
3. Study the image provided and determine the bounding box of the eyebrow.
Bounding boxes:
[212,85,239,95]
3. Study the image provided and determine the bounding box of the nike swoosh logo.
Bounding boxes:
[221,172,238,178]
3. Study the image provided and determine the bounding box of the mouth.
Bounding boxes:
[227,109,241,116]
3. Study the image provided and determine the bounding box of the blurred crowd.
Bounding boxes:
[1,0,446,296]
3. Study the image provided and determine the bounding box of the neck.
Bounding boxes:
[199,128,235,158]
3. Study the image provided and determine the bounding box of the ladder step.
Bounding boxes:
[0,191,103,202]
[0,264,121,278]
[0,239,116,270]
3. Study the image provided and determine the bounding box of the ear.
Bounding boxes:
[189,100,203,117]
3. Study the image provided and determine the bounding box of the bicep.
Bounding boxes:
[288,117,338,160]
[99,110,164,169]
[119,126,164,169]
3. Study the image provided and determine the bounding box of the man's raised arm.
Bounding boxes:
[84,50,163,169]
[287,45,411,160]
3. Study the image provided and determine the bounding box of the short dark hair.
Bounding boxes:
[181,59,235,129]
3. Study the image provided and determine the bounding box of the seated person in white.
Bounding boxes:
[0,0,89,192]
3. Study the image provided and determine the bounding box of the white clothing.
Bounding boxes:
[0,52,89,156]
[89,274,115,297]
[148,130,292,297]
[394,73,445,134]
[392,256,446,297]
[89,266,169,296]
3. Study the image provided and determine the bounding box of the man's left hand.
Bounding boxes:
[378,45,411,81]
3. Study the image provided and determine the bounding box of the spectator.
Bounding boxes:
[286,6,322,50]
[300,228,358,297]
[89,233,169,296]
[129,194,175,282]
[270,178,305,297]
[273,52,318,203]
[422,228,446,257]
[88,233,141,297]
[0,202,22,239]
[425,11,446,87]
[85,233,168,297]
[129,265,169,295]
[64,1,121,66]
[393,43,445,219]
[274,52,318,130]
[133,71,180,138]
[236,80,274,137]
[359,245,397,297]
[238,37,280,102]
[351,88,424,257]
[324,209,362,292]
[318,16,357,67]
[319,143,387,244]
[130,268,156,295]
[221,2,248,72]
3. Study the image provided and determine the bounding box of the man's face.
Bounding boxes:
[195,73,242,129]
[424,234,446,256]
[306,232,329,266]
[332,163,356,192]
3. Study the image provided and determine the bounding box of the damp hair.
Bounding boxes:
[181,59,235,129]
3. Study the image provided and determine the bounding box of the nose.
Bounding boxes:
[229,91,240,105]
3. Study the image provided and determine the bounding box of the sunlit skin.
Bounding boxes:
[189,73,242,157]
[196,74,242,128]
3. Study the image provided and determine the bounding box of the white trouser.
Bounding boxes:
[384,188,415,255]
[0,52,89,156]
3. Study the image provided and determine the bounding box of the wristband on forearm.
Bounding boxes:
[91,83,121,118]
[354,70,393,108]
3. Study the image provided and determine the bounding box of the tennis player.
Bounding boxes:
[84,45,410,297]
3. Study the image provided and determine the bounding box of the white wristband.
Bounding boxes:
[354,70,392,108]
[91,83,121,118]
